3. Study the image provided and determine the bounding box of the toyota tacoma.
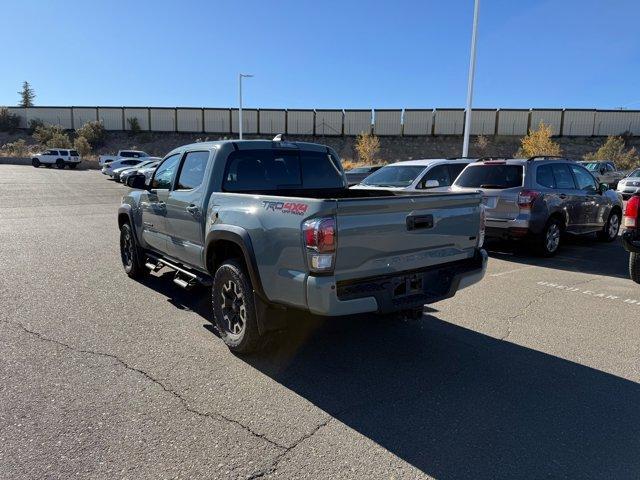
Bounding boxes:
[118,139,488,352]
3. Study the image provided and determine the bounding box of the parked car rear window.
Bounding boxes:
[551,164,576,189]
[176,151,209,190]
[536,165,555,188]
[70,150,79,156]
[223,149,344,191]
[120,151,134,158]
[454,164,523,189]
[360,165,426,187]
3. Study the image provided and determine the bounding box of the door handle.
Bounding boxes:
[406,214,434,230]
[186,204,199,215]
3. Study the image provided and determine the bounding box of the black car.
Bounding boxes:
[345,165,382,186]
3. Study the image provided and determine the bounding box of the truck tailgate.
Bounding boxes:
[333,192,482,280]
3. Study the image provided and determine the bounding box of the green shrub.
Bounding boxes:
[73,136,92,157]
[46,132,72,149]
[1,139,27,157]
[127,117,141,135]
[28,118,44,133]
[584,136,640,170]
[33,124,66,145]
[75,120,105,147]
[0,108,21,132]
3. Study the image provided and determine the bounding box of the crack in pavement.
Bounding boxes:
[0,319,288,451]
[500,277,599,341]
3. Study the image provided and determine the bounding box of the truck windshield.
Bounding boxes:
[224,149,345,191]
[582,162,600,171]
[359,165,425,187]
[455,164,523,189]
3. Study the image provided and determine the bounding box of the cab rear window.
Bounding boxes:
[223,149,344,191]
[454,164,523,189]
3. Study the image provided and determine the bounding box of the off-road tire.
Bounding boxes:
[630,252,640,284]
[212,259,263,354]
[119,223,145,279]
[597,210,620,242]
[55,159,65,169]
[68,163,77,169]
[32,158,40,168]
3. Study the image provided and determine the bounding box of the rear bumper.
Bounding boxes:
[305,249,488,316]
[622,230,640,253]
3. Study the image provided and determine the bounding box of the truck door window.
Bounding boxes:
[176,151,209,190]
[151,154,181,190]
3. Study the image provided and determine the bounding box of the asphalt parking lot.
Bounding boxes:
[1,164,639,479]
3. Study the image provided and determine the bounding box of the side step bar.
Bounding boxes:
[145,253,212,288]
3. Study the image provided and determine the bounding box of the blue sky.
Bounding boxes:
[1,0,639,109]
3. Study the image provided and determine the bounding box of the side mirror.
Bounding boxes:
[128,174,148,190]
[423,179,440,188]
[599,183,609,193]
[600,167,606,175]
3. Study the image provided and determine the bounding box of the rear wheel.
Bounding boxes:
[68,163,77,169]
[119,223,145,279]
[212,259,262,353]
[630,252,640,284]
[537,218,562,257]
[597,210,620,242]
[32,158,40,168]
[55,159,65,169]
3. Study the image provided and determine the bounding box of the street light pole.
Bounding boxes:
[238,73,253,140]
[462,0,480,158]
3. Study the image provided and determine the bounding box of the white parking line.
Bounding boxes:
[490,266,536,277]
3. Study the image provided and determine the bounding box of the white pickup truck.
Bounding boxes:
[99,150,150,166]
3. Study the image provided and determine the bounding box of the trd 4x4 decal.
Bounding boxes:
[262,201,308,215]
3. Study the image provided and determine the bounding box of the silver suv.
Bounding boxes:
[451,156,623,256]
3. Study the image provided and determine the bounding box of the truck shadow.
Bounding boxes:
[244,314,640,479]
[485,235,629,279]
[139,270,640,478]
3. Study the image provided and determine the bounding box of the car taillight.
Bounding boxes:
[478,205,486,248]
[624,195,640,229]
[517,189,541,209]
[303,217,336,273]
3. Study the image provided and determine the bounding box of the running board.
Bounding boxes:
[145,253,212,288]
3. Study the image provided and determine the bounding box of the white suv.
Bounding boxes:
[350,158,475,192]
[32,149,82,169]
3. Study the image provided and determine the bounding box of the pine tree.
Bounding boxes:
[18,81,36,107]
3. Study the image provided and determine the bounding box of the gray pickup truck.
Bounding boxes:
[118,140,487,352]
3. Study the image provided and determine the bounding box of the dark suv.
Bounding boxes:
[451,156,623,256]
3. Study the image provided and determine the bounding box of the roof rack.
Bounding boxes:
[475,156,509,162]
[447,156,474,160]
[527,155,568,162]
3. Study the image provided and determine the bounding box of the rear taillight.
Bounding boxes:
[303,217,336,273]
[478,205,486,248]
[517,189,541,210]
[624,195,640,229]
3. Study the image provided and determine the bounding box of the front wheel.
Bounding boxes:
[597,210,620,242]
[55,159,65,169]
[120,223,145,279]
[630,253,640,284]
[32,158,40,168]
[212,259,263,353]
[537,218,562,257]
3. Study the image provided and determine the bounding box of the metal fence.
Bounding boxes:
[5,105,640,137]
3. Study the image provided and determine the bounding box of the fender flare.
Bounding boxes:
[204,226,267,302]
